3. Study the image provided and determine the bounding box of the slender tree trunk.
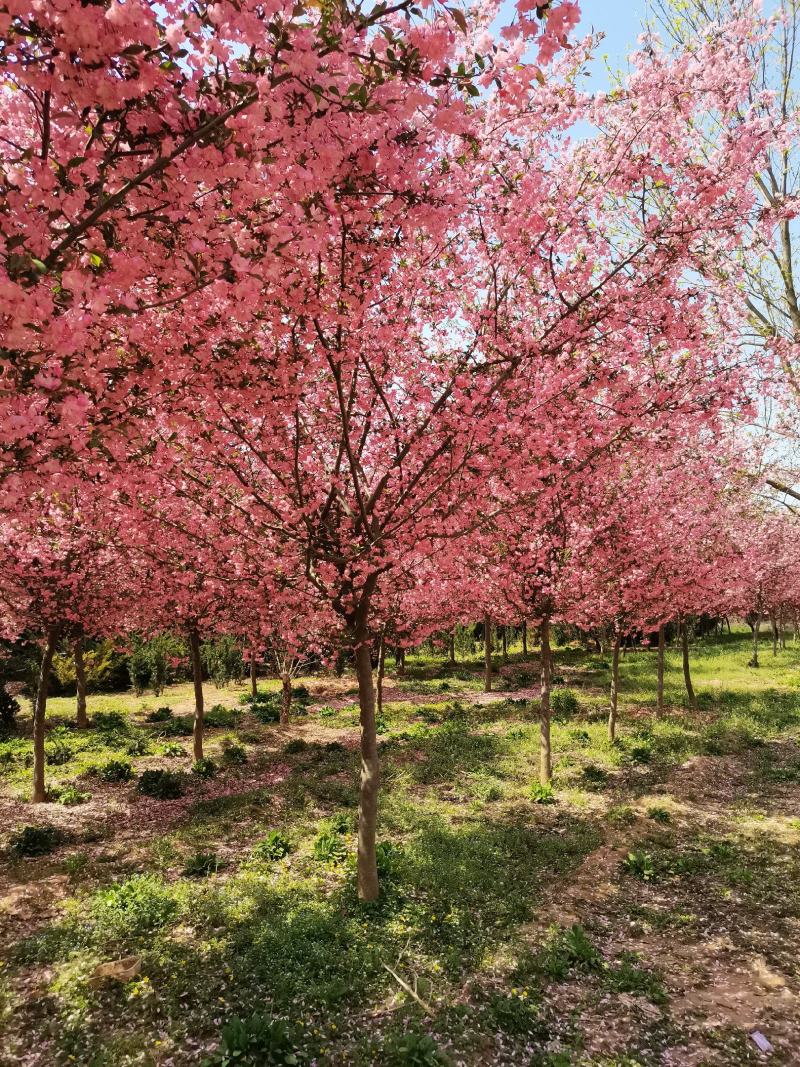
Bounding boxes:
[189,627,205,761]
[608,630,621,743]
[680,617,696,709]
[73,636,88,729]
[280,672,292,725]
[376,632,386,717]
[355,635,379,902]
[250,650,258,698]
[484,613,492,692]
[33,625,60,803]
[750,613,761,667]
[522,620,528,659]
[539,617,552,785]
[396,647,405,677]
[770,611,779,656]
[448,631,455,665]
[656,624,665,717]
[502,625,508,662]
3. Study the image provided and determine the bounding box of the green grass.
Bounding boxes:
[2,629,800,1064]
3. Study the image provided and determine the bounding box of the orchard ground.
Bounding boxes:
[1,630,799,1066]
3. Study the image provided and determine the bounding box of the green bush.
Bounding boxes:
[159,741,185,758]
[97,758,134,783]
[183,851,223,878]
[44,735,73,766]
[312,830,348,864]
[128,633,186,696]
[646,805,671,824]
[58,785,90,807]
[485,991,547,1038]
[0,687,20,730]
[209,1013,306,1066]
[283,738,308,755]
[9,824,63,857]
[251,830,292,861]
[629,743,653,765]
[205,704,237,729]
[582,764,609,787]
[125,735,152,757]
[192,757,217,779]
[160,715,194,737]
[220,739,248,765]
[137,768,184,799]
[530,782,556,804]
[551,688,579,717]
[89,874,179,939]
[382,1030,449,1066]
[538,923,603,980]
[146,706,173,723]
[201,636,244,688]
[621,851,656,881]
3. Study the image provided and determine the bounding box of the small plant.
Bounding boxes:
[581,764,609,786]
[58,785,91,807]
[375,840,403,878]
[125,735,152,757]
[90,874,179,938]
[568,728,591,746]
[530,782,556,804]
[551,688,579,717]
[647,805,671,824]
[283,738,308,755]
[252,830,292,861]
[93,710,128,732]
[0,687,20,730]
[374,714,389,735]
[9,824,63,857]
[292,684,311,705]
[210,1012,305,1066]
[317,705,336,718]
[183,851,223,878]
[137,768,184,799]
[320,811,350,835]
[607,805,636,827]
[538,923,603,980]
[192,757,217,779]
[485,991,547,1039]
[252,699,281,724]
[622,851,656,881]
[383,1030,449,1066]
[146,706,173,722]
[629,743,653,765]
[160,741,185,758]
[160,715,194,737]
[44,737,73,766]
[220,738,248,765]
[97,758,134,783]
[312,830,348,863]
[205,704,237,729]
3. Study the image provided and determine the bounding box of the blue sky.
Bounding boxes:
[575,0,647,90]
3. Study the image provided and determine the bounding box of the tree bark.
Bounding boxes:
[770,611,779,655]
[280,672,292,725]
[751,613,761,667]
[189,627,205,761]
[355,634,379,902]
[502,625,508,662]
[396,647,405,677]
[73,636,88,729]
[522,620,528,659]
[33,625,60,803]
[376,632,386,718]
[484,613,492,692]
[250,650,258,698]
[656,624,665,717]
[448,631,455,664]
[680,617,696,709]
[608,630,621,743]
[539,617,552,785]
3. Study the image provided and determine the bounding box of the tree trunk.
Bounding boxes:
[608,630,621,743]
[680,617,696,709]
[656,624,665,717]
[355,636,379,902]
[280,672,292,725]
[250,650,258,698]
[189,627,205,761]
[33,625,60,803]
[750,613,761,667]
[539,617,552,785]
[484,613,492,692]
[502,625,508,662]
[522,620,528,659]
[73,636,88,729]
[448,631,455,665]
[770,612,779,656]
[396,647,405,677]
[376,633,386,717]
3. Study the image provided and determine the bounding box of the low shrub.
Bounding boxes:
[58,785,91,807]
[159,716,194,737]
[9,824,63,857]
[251,830,292,861]
[381,1030,449,1066]
[621,851,656,881]
[137,768,184,800]
[551,688,579,717]
[538,923,603,980]
[209,1013,306,1067]
[89,874,179,939]
[183,851,223,878]
[125,735,152,757]
[96,758,134,783]
[146,706,173,723]
[205,704,237,729]
[192,757,217,779]
[220,739,248,765]
[44,737,73,766]
[530,782,556,805]
[312,830,348,864]
[159,741,185,758]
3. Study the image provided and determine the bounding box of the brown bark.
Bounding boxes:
[189,627,205,762]
[750,613,761,667]
[250,650,258,698]
[396,647,405,677]
[608,630,621,743]
[522,620,528,658]
[502,625,508,662]
[656,624,665,717]
[770,611,779,655]
[280,672,292,725]
[680,617,696,709]
[73,636,88,729]
[539,617,552,785]
[355,632,379,902]
[483,613,492,692]
[448,631,455,665]
[33,625,60,803]
[376,632,386,718]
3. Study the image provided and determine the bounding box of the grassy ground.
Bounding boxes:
[1,628,798,1065]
